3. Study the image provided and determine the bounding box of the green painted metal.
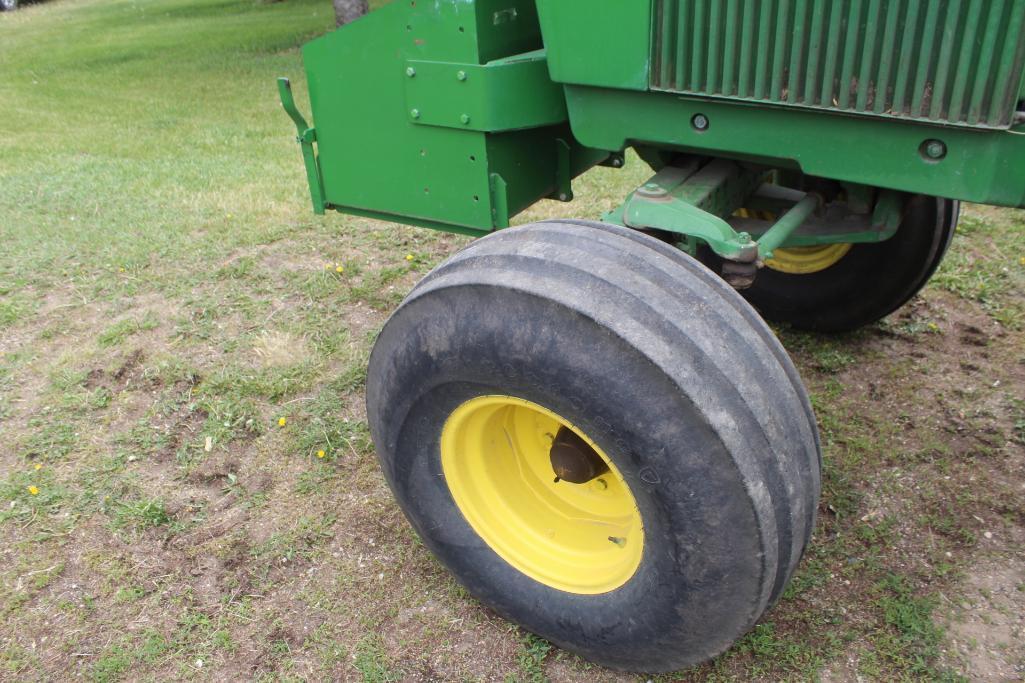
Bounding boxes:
[298,0,604,235]
[534,1,651,91]
[756,194,820,259]
[647,0,1025,130]
[277,77,325,215]
[610,162,904,261]
[562,85,1025,208]
[286,0,1025,266]
[404,51,567,132]
[616,160,758,260]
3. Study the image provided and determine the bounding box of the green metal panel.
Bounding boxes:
[300,0,602,234]
[535,0,652,91]
[650,0,1025,129]
[404,51,567,132]
[564,85,1025,208]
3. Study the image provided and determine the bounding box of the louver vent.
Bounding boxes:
[651,0,1025,129]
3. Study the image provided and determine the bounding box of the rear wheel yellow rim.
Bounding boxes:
[765,243,852,275]
[440,396,643,594]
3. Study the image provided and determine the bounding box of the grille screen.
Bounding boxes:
[651,0,1025,129]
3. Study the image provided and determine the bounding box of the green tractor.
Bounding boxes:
[279,0,1025,672]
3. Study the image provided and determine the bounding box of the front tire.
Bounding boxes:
[367,221,820,672]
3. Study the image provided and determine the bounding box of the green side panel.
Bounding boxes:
[650,0,1025,129]
[565,85,1025,208]
[486,125,607,222]
[302,1,596,233]
[535,0,652,91]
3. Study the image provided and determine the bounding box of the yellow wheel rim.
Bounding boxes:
[440,396,644,594]
[735,208,852,275]
[764,243,852,275]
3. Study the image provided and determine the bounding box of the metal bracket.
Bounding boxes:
[551,139,573,202]
[403,50,567,132]
[277,77,326,215]
[615,159,763,262]
[734,185,905,248]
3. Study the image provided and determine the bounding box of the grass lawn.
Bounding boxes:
[2,0,1024,680]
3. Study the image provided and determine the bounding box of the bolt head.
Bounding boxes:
[692,113,709,131]
[410,109,421,119]
[925,140,946,159]
[456,70,467,81]
[405,67,416,77]
[460,114,471,125]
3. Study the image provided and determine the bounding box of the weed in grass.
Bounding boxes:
[91,644,134,682]
[111,498,173,530]
[735,622,824,674]
[514,632,552,683]
[353,634,401,682]
[0,297,33,329]
[114,585,147,603]
[0,468,65,523]
[870,573,960,679]
[811,347,857,374]
[21,419,78,461]
[0,643,37,677]
[250,515,336,568]
[98,312,160,347]
[286,369,373,460]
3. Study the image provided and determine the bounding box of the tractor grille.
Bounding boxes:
[651,0,1025,129]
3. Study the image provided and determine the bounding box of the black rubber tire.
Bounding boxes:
[367,220,821,672]
[741,196,959,332]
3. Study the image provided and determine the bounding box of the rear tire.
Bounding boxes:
[742,196,959,332]
[367,220,820,672]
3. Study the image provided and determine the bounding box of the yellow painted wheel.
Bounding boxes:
[764,243,852,275]
[440,396,643,594]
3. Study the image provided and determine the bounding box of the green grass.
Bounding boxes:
[2,0,1024,680]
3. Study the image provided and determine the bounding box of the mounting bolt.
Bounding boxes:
[405,67,416,77]
[460,114,471,125]
[737,231,752,244]
[637,182,668,199]
[691,113,710,131]
[456,70,467,81]
[611,156,624,168]
[923,139,947,160]
[410,109,421,119]
[558,193,569,201]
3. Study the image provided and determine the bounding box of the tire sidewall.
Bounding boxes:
[369,285,766,671]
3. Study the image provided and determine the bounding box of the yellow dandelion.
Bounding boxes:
[118,267,126,273]
[34,463,42,471]
[27,485,39,496]
[316,450,326,459]
[927,322,939,332]
[335,265,344,273]
[1020,256,1025,266]
[405,254,414,262]
[278,417,287,427]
